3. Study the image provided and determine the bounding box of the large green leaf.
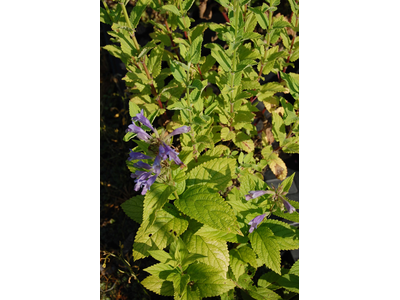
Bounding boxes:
[264,219,299,250]
[142,183,176,226]
[289,259,299,276]
[170,59,187,82]
[175,185,243,236]
[186,263,235,298]
[161,4,181,16]
[280,72,299,100]
[249,224,281,274]
[186,158,236,191]
[184,231,230,276]
[147,44,164,79]
[194,224,248,243]
[271,111,286,143]
[141,275,175,296]
[120,195,144,224]
[133,208,189,260]
[187,35,203,64]
[229,245,257,280]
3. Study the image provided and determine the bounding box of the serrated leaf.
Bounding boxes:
[247,287,282,300]
[187,35,203,64]
[143,183,177,224]
[100,7,112,25]
[195,225,248,243]
[147,250,175,264]
[289,259,299,276]
[233,132,255,153]
[141,275,174,296]
[182,0,195,12]
[143,263,176,277]
[133,208,188,260]
[121,195,144,224]
[170,59,187,82]
[229,245,257,280]
[205,43,231,72]
[249,6,268,29]
[258,82,288,101]
[176,185,242,236]
[162,4,181,16]
[129,0,151,28]
[280,172,295,193]
[186,158,236,191]
[278,274,299,293]
[271,112,286,143]
[186,263,236,297]
[147,44,163,78]
[280,72,299,100]
[249,224,281,274]
[264,219,299,250]
[185,233,229,276]
[280,98,298,126]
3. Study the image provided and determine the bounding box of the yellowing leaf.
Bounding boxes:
[269,155,287,180]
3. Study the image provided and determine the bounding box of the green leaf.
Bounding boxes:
[176,185,243,236]
[229,245,257,280]
[143,183,177,225]
[186,263,236,297]
[141,275,175,296]
[182,0,195,12]
[129,0,151,28]
[249,5,269,30]
[143,263,176,277]
[280,72,299,100]
[257,82,288,101]
[221,127,236,141]
[277,274,299,293]
[100,7,112,25]
[186,158,236,191]
[280,172,295,193]
[185,232,230,275]
[271,111,286,143]
[249,224,281,274]
[170,59,187,82]
[133,208,189,260]
[187,35,203,64]
[121,195,144,224]
[264,219,299,251]
[233,132,255,153]
[194,224,248,243]
[289,259,299,276]
[247,287,282,300]
[204,43,231,72]
[147,44,164,78]
[147,250,175,264]
[280,98,298,126]
[161,4,181,16]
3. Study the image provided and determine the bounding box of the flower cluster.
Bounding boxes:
[246,188,296,233]
[127,110,190,195]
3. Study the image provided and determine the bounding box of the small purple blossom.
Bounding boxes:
[245,190,272,201]
[132,110,156,134]
[133,161,152,169]
[282,199,296,214]
[128,151,153,161]
[167,126,191,138]
[158,142,183,165]
[248,213,266,233]
[127,123,152,142]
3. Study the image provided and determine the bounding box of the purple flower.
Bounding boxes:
[248,213,266,233]
[133,161,152,169]
[132,110,156,134]
[245,190,273,201]
[127,123,152,142]
[282,199,296,214]
[128,151,153,161]
[167,126,191,138]
[158,142,183,165]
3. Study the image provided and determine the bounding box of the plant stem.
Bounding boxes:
[282,14,299,74]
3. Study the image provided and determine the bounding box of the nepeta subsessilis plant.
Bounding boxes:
[102,0,299,298]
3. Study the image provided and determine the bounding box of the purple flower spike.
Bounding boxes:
[140,174,157,195]
[168,126,191,138]
[153,155,162,176]
[127,123,152,142]
[283,199,296,214]
[132,110,156,133]
[128,151,153,161]
[133,161,152,169]
[245,190,271,201]
[248,213,266,233]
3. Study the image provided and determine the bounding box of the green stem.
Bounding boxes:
[119,2,140,51]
